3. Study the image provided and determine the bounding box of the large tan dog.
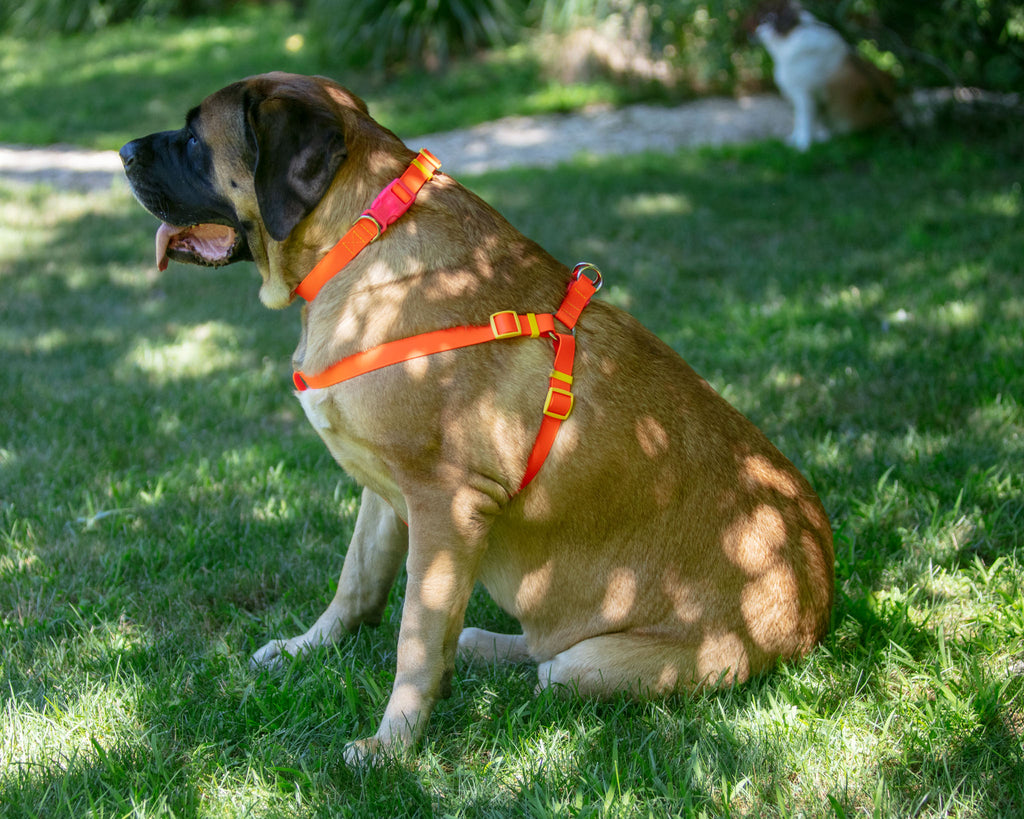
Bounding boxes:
[120,72,833,764]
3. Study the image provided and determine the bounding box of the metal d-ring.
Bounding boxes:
[572,262,603,291]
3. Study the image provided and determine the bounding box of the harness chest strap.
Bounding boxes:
[294,271,599,490]
[290,148,600,491]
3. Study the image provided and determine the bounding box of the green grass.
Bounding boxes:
[2,122,1022,815]
[0,3,675,151]
[3,11,1024,811]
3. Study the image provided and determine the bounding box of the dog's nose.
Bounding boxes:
[119,141,138,169]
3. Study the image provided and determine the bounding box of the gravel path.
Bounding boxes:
[0,94,791,192]
[415,95,790,174]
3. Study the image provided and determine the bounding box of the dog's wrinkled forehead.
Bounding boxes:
[187,82,254,169]
[187,74,366,170]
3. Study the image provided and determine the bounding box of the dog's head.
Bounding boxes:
[121,72,402,308]
[741,0,802,41]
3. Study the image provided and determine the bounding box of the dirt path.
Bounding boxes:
[415,95,790,174]
[0,94,791,192]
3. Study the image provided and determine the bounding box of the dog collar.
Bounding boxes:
[292,148,441,302]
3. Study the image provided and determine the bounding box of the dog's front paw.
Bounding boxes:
[786,132,812,152]
[249,639,295,670]
[343,736,384,767]
[343,733,412,767]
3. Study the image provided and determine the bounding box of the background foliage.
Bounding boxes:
[0,0,236,35]
[4,0,1023,91]
[305,0,530,71]
[819,0,1024,91]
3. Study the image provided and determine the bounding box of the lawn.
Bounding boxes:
[2,10,1024,819]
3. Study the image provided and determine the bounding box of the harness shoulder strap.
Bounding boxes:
[518,265,600,489]
[293,149,441,302]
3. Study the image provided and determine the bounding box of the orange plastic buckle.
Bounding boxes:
[543,386,574,420]
[489,310,522,339]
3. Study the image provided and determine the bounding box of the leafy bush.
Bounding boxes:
[527,0,769,94]
[658,0,771,92]
[306,0,530,72]
[531,0,614,32]
[826,0,1024,92]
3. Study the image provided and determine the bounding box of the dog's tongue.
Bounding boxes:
[155,222,183,271]
[154,222,237,271]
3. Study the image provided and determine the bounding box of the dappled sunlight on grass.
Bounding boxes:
[0,184,103,271]
[1,6,316,148]
[523,79,625,115]
[984,183,1024,218]
[124,321,253,384]
[615,190,695,219]
[2,119,1022,813]
[2,628,149,765]
[0,183,145,294]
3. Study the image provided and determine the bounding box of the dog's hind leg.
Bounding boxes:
[457,627,532,664]
[536,632,755,698]
[250,488,408,668]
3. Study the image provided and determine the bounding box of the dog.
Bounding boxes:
[746,1,896,150]
[120,72,834,765]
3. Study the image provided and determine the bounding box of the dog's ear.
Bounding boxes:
[246,94,348,242]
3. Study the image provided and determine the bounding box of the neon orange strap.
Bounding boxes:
[293,149,441,302]
[292,311,558,390]
[293,264,602,491]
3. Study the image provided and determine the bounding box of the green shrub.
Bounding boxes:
[660,0,771,92]
[527,0,769,94]
[531,0,613,32]
[814,0,1024,92]
[306,0,530,72]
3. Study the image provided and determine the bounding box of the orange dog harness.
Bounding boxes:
[293,149,443,302]
[291,150,601,491]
